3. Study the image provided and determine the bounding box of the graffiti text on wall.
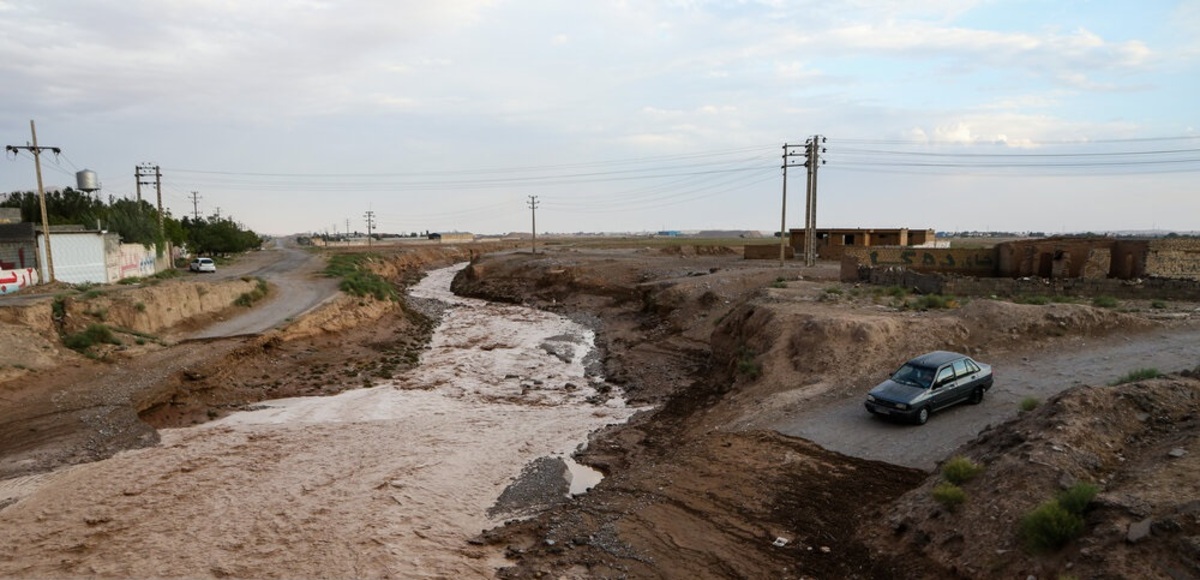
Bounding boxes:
[0,267,38,295]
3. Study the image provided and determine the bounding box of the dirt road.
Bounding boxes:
[188,238,338,339]
[772,324,1200,470]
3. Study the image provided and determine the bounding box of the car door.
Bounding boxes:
[950,359,974,402]
[930,365,958,409]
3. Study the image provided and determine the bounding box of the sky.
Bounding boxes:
[1,0,1197,236]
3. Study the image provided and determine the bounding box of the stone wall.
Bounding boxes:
[1145,239,1200,281]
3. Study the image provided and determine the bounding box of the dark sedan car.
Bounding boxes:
[865,351,994,425]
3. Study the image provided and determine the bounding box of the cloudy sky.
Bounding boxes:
[2,1,1197,236]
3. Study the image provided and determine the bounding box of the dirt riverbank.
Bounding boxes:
[1,242,1198,578]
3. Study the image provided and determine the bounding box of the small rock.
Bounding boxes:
[1168,448,1187,458]
[1127,518,1153,543]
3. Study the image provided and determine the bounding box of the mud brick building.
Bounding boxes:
[789,227,941,261]
[843,236,1200,284]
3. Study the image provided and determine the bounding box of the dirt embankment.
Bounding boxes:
[0,244,501,480]
[871,375,1200,580]
[454,249,1196,579]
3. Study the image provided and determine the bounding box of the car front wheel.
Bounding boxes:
[915,407,930,425]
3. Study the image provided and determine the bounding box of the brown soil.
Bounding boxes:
[1,241,1198,579]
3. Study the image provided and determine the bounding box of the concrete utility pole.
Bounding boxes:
[779,143,805,267]
[190,191,202,219]
[5,120,61,283]
[364,210,375,247]
[135,162,157,206]
[803,135,826,267]
[527,195,540,254]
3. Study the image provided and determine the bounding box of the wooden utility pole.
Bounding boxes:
[5,120,61,283]
[527,195,540,254]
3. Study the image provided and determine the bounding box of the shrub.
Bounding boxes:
[324,253,399,301]
[135,302,147,312]
[735,346,760,380]
[1057,482,1099,515]
[118,276,143,285]
[1092,295,1119,308]
[1017,295,1050,305]
[824,286,843,295]
[1019,500,1085,552]
[942,456,984,485]
[63,324,122,352]
[234,278,270,307]
[1019,397,1040,412]
[904,294,958,311]
[932,482,966,511]
[770,278,788,289]
[1151,300,1167,309]
[1111,368,1161,385]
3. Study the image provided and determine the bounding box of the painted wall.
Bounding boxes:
[0,267,38,295]
[111,243,158,281]
[38,232,108,284]
[0,241,37,271]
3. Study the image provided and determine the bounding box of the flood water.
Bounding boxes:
[0,263,639,578]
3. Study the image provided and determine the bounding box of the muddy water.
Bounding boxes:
[0,264,636,579]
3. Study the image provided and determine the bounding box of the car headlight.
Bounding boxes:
[896,403,908,410]
[866,395,876,402]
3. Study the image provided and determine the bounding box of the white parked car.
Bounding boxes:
[189,257,216,273]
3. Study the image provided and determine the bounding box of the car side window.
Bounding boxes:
[935,367,954,386]
[953,360,969,377]
[965,360,980,374]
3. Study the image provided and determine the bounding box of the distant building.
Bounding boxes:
[788,227,943,260]
[428,232,475,243]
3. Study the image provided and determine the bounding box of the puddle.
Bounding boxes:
[564,457,604,495]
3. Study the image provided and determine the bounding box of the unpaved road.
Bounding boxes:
[188,238,338,339]
[773,324,1200,470]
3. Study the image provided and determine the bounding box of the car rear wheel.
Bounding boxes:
[915,407,930,425]
[969,387,985,405]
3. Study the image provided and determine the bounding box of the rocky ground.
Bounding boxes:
[0,241,1197,578]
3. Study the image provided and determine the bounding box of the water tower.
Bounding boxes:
[75,169,100,193]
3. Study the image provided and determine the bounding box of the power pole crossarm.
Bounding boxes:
[6,120,61,283]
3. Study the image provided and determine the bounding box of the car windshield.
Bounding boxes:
[891,363,935,388]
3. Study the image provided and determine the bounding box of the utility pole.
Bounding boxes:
[215,207,222,219]
[135,162,157,206]
[154,165,164,256]
[780,143,805,267]
[345,218,351,238]
[527,195,540,254]
[364,210,375,247]
[803,135,826,267]
[5,120,61,283]
[190,191,202,219]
